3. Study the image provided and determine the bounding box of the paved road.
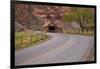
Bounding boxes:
[15,33,94,65]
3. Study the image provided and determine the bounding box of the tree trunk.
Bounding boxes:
[78,16,84,33]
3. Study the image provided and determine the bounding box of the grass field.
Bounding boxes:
[65,29,94,36]
[15,31,49,50]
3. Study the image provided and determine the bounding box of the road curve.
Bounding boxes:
[15,33,94,65]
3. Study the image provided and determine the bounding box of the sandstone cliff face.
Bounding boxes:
[15,4,42,31]
[15,4,71,32]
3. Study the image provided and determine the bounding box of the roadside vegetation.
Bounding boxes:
[64,29,94,36]
[15,31,49,50]
[64,7,95,36]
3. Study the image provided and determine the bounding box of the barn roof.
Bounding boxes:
[43,19,65,29]
[43,19,51,27]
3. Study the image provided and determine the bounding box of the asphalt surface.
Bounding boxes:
[15,33,94,65]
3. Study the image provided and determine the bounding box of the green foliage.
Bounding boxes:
[64,7,95,32]
[64,13,77,22]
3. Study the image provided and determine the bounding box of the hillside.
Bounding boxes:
[15,4,71,32]
[15,4,94,32]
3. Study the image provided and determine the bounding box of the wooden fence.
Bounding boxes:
[15,32,48,49]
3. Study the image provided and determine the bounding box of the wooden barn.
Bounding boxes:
[42,19,65,33]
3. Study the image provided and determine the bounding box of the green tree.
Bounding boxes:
[64,7,94,32]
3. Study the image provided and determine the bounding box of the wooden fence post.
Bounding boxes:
[36,33,38,42]
[30,32,33,43]
[20,32,24,48]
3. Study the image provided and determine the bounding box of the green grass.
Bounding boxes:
[65,29,94,36]
[15,31,49,50]
[81,31,94,36]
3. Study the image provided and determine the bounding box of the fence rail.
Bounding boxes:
[15,32,48,49]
